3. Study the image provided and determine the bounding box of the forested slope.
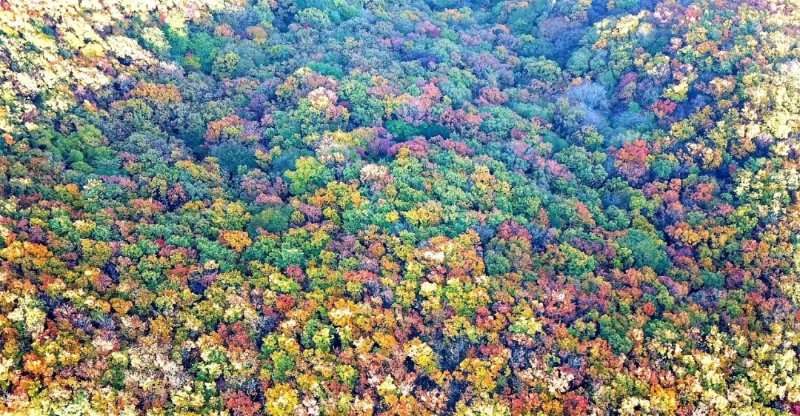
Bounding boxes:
[1,0,800,414]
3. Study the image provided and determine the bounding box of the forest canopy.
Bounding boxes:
[1,0,800,415]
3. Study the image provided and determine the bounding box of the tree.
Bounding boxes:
[212,52,241,78]
[210,142,257,173]
[522,57,562,83]
[617,229,671,274]
[284,157,333,195]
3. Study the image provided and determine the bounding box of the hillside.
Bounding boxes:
[1,1,800,415]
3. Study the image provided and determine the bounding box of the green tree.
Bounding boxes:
[284,157,333,195]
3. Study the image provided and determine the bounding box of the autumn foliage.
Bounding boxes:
[1,0,800,415]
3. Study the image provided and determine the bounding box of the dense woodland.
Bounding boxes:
[0,0,800,414]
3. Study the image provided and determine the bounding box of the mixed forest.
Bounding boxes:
[1,0,800,414]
